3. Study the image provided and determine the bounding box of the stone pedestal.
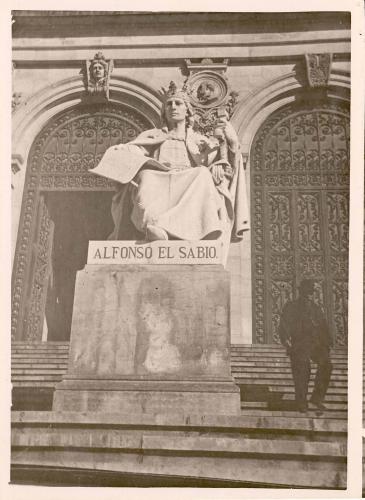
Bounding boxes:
[53,262,240,415]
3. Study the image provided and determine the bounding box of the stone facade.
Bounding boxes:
[8,11,353,488]
[11,11,350,347]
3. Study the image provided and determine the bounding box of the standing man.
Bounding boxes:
[279,279,333,413]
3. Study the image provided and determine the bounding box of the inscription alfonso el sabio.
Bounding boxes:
[87,241,222,265]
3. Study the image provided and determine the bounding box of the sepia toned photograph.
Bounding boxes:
[8,7,355,492]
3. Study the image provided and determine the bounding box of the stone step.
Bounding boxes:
[12,342,69,348]
[11,364,69,370]
[236,381,347,390]
[12,341,69,344]
[232,347,346,354]
[232,346,346,352]
[11,354,69,360]
[12,369,68,375]
[232,371,347,381]
[239,409,347,419]
[232,343,346,349]
[11,346,69,356]
[12,382,59,388]
[241,402,347,412]
[11,427,346,459]
[231,356,347,363]
[281,393,346,402]
[236,379,347,391]
[231,353,347,361]
[232,344,346,351]
[239,386,347,401]
[12,375,64,382]
[232,368,347,377]
[231,361,347,369]
[11,411,347,434]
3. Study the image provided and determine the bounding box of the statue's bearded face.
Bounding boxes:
[164,97,187,125]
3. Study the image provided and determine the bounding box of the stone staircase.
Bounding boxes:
[11,341,70,411]
[231,344,347,419]
[11,341,348,416]
[11,409,347,488]
[10,341,347,488]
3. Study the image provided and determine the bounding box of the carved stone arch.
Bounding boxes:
[12,75,162,165]
[12,100,155,341]
[11,75,162,263]
[250,99,350,347]
[230,69,350,155]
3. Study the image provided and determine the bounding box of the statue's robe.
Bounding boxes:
[97,126,249,250]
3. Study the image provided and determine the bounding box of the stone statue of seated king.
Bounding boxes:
[92,81,249,262]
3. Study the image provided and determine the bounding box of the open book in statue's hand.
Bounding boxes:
[89,144,172,185]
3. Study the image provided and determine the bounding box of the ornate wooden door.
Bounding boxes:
[21,195,54,341]
[251,102,349,347]
[12,103,153,341]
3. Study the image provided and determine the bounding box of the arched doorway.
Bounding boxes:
[250,100,349,347]
[12,102,154,341]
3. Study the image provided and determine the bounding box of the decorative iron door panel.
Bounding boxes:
[12,103,153,341]
[251,103,349,346]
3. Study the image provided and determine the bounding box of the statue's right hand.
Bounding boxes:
[211,164,225,185]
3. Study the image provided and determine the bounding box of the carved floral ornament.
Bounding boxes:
[305,53,333,88]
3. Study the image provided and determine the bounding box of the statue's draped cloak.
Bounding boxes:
[107,127,249,243]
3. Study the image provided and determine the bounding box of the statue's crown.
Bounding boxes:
[161,81,191,102]
[91,52,108,67]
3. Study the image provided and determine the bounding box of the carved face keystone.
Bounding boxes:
[91,62,105,81]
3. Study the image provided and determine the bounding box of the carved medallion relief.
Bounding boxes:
[182,60,239,137]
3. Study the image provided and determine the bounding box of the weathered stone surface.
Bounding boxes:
[53,382,239,415]
[10,449,347,488]
[12,411,347,434]
[12,427,345,458]
[53,264,240,415]
[65,264,231,378]
[11,410,347,488]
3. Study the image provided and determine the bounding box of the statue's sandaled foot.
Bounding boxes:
[146,224,168,241]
